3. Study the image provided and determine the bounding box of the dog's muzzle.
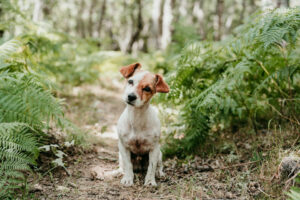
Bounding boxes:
[127,93,137,105]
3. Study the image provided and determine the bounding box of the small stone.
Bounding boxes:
[184,166,189,174]
[280,155,300,179]
[197,165,214,172]
[68,182,77,188]
[244,143,252,150]
[249,186,256,193]
[56,185,70,192]
[30,184,43,192]
[191,163,196,169]
[226,192,233,199]
[215,190,223,198]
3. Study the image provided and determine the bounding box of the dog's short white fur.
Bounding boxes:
[113,63,169,186]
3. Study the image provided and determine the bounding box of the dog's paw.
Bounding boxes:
[120,176,133,186]
[144,178,157,186]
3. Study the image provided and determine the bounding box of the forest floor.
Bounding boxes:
[27,77,297,200]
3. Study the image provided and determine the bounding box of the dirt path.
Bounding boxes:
[30,80,258,200]
[30,82,187,200]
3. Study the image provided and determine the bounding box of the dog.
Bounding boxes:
[116,62,169,186]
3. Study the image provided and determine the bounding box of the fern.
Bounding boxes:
[0,72,64,129]
[287,177,300,200]
[163,8,300,157]
[0,123,38,198]
[0,1,101,196]
[0,38,65,196]
[0,39,22,59]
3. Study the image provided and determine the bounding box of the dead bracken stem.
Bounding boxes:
[214,160,260,170]
[258,187,276,198]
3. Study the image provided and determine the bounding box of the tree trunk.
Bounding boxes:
[250,0,256,14]
[276,0,282,8]
[283,0,290,7]
[76,0,86,38]
[0,8,3,37]
[127,0,143,53]
[161,0,173,49]
[152,0,162,49]
[88,0,97,37]
[33,0,42,22]
[276,0,289,7]
[193,0,205,39]
[97,0,107,37]
[216,0,224,41]
[240,0,246,24]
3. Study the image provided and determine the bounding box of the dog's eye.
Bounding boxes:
[128,80,133,85]
[143,86,151,92]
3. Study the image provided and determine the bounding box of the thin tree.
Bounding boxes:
[152,0,162,49]
[97,0,107,38]
[76,0,86,38]
[216,0,224,41]
[88,0,97,37]
[161,0,173,49]
[127,0,143,53]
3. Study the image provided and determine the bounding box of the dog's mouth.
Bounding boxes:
[126,101,135,106]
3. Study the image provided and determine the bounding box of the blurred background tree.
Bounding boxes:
[2,0,299,53]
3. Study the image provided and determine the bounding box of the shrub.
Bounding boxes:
[0,123,38,197]
[163,8,300,157]
[0,38,66,197]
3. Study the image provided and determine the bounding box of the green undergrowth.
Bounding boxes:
[160,7,300,158]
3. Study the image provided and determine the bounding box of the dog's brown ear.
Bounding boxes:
[120,63,141,78]
[155,74,169,93]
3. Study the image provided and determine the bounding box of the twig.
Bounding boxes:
[214,160,259,170]
[252,59,288,97]
[292,134,300,147]
[258,187,275,198]
[271,160,283,181]
[266,102,300,126]
[98,155,117,162]
[285,171,300,185]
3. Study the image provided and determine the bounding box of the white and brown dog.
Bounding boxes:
[116,63,169,186]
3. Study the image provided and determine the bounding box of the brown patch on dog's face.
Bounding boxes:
[137,73,156,103]
[135,72,170,104]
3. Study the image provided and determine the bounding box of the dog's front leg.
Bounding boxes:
[145,145,160,186]
[119,141,134,186]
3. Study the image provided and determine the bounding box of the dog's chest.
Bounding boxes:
[123,131,155,155]
[118,105,160,155]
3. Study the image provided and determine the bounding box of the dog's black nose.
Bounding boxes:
[128,93,137,102]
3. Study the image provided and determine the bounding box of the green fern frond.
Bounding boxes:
[0,123,38,197]
[163,7,300,157]
[0,39,22,59]
[0,72,64,129]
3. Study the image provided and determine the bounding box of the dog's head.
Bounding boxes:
[120,63,169,107]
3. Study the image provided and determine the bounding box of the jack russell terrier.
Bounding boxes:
[116,62,169,186]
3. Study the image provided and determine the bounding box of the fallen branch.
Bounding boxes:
[214,160,260,170]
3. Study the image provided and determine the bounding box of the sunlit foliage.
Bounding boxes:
[163,8,300,157]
